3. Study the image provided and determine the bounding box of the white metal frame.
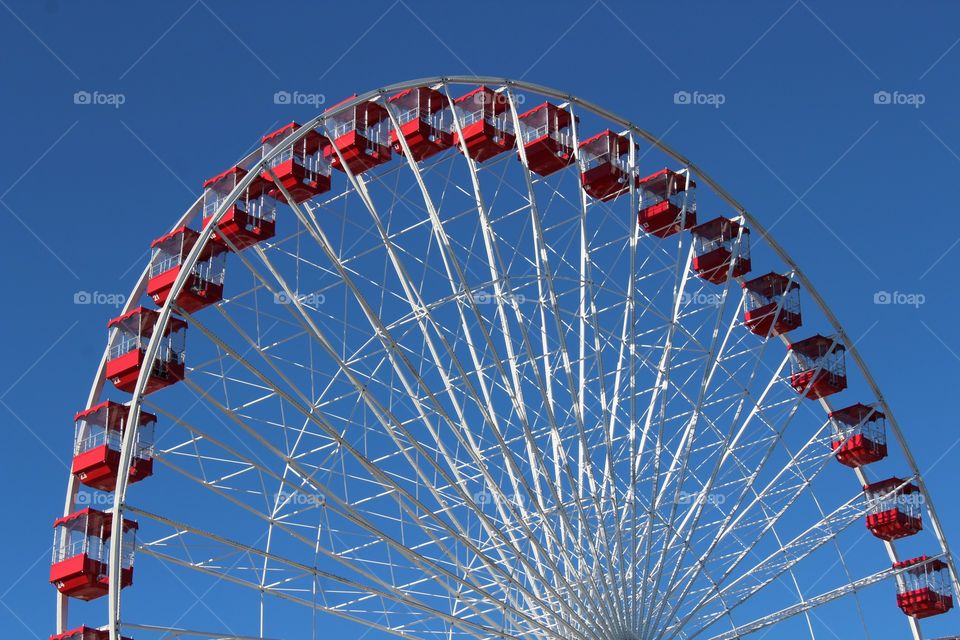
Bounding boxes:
[55,77,956,640]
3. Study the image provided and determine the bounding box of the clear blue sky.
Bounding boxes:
[3,1,960,638]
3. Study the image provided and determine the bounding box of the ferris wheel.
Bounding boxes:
[51,76,958,640]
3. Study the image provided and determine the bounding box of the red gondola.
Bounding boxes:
[146,227,227,313]
[742,272,801,337]
[637,168,696,238]
[72,401,155,491]
[690,217,752,284]
[50,508,137,601]
[579,130,634,201]
[517,102,575,176]
[323,98,392,174]
[451,86,515,163]
[388,87,452,162]
[829,403,887,467]
[865,477,923,540]
[787,334,846,399]
[261,122,331,204]
[105,307,186,394]
[201,166,277,250]
[49,627,131,640]
[895,556,953,618]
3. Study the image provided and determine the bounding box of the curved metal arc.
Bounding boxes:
[56,193,204,634]
[104,141,296,638]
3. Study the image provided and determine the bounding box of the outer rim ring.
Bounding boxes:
[56,75,956,640]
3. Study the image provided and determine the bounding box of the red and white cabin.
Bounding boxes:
[105,307,186,395]
[579,130,634,201]
[201,166,277,250]
[829,403,887,467]
[895,556,953,619]
[517,102,576,177]
[50,508,137,601]
[637,168,696,238]
[690,217,752,284]
[147,227,228,313]
[451,86,515,163]
[388,87,453,162]
[49,627,131,640]
[786,334,846,399]
[323,98,392,174]
[72,401,155,492]
[261,122,331,204]
[742,272,801,337]
[865,477,922,540]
